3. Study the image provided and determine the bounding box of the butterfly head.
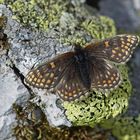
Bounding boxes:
[74,43,83,52]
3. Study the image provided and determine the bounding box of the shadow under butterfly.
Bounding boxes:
[24,34,139,101]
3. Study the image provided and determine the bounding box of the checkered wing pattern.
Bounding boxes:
[25,52,89,101]
[89,59,121,90]
[24,52,75,89]
[85,35,139,63]
[56,62,89,101]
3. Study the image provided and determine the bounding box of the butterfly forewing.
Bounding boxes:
[85,35,139,63]
[24,52,75,89]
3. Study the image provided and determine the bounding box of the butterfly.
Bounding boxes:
[24,34,139,101]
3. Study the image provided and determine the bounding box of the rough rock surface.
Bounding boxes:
[99,0,140,31]
[0,4,71,139]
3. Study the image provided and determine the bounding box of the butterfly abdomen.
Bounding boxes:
[74,49,91,89]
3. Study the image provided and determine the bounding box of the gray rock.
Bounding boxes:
[0,57,29,139]
[0,113,16,140]
[0,4,72,139]
[99,0,140,31]
[126,47,140,116]
[30,92,71,127]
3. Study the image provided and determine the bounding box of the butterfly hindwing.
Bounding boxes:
[85,34,139,63]
[24,52,75,89]
[89,59,121,90]
[56,62,89,101]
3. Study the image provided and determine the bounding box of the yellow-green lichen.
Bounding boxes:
[60,16,116,46]
[5,0,67,30]
[81,16,116,40]
[4,0,116,46]
[101,115,140,140]
[0,0,4,4]
[63,65,132,127]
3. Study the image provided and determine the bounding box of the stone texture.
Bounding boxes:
[99,0,140,31]
[0,3,72,139]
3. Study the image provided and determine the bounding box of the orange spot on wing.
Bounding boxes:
[104,41,109,47]
[125,46,129,49]
[50,62,55,68]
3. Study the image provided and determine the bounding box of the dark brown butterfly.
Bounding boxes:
[24,34,139,101]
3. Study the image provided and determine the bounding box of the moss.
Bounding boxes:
[101,115,140,140]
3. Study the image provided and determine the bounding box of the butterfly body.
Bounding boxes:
[25,34,139,101]
[74,45,91,89]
